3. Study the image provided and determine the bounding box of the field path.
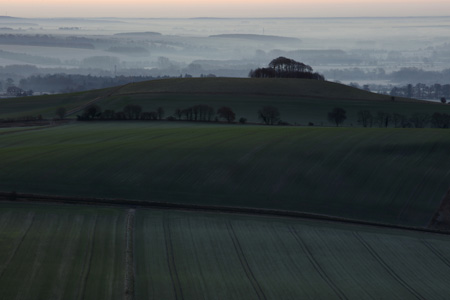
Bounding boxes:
[77,215,98,300]
[65,84,131,117]
[289,226,348,300]
[125,209,136,300]
[352,232,426,300]
[163,213,184,300]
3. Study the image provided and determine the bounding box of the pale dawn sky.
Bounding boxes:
[2,0,450,18]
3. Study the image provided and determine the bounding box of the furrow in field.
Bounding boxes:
[50,215,85,300]
[163,213,184,300]
[226,221,267,300]
[77,214,99,300]
[125,209,136,300]
[289,226,348,300]
[0,212,35,280]
[421,240,450,270]
[352,232,425,300]
[15,215,60,300]
[267,224,340,299]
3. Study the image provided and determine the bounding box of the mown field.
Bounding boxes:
[1,202,450,300]
[2,78,449,125]
[1,122,449,226]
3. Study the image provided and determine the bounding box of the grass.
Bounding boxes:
[3,202,450,299]
[1,122,449,226]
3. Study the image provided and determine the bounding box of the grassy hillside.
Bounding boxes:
[0,88,113,119]
[2,78,449,125]
[2,202,450,300]
[1,122,449,226]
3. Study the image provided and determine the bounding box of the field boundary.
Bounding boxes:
[0,191,449,236]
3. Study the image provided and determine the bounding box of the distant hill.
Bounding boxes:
[114,31,162,37]
[209,34,301,43]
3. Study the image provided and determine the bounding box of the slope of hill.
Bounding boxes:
[1,122,449,227]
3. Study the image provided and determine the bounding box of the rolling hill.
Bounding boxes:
[2,78,448,126]
[2,77,450,299]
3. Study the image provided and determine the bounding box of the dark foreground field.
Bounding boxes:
[1,202,450,300]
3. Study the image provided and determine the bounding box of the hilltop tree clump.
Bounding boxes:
[249,57,325,80]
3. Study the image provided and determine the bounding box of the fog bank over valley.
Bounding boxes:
[1,16,450,98]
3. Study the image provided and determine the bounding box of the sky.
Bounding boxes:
[2,0,450,18]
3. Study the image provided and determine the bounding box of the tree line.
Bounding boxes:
[390,83,450,101]
[72,103,450,129]
[74,104,286,126]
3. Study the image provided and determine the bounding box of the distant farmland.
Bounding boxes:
[1,122,449,226]
[1,202,450,300]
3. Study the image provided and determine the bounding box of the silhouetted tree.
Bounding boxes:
[83,104,101,120]
[56,107,66,120]
[431,112,450,128]
[357,110,372,127]
[258,106,280,125]
[123,104,142,120]
[375,111,391,128]
[102,109,115,120]
[328,107,346,127]
[409,113,430,128]
[157,107,165,120]
[174,108,183,120]
[217,107,235,123]
[393,113,408,128]
[441,97,447,104]
[141,111,157,120]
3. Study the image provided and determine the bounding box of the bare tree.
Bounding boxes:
[357,110,372,127]
[83,104,101,120]
[328,107,346,127]
[56,107,66,120]
[258,106,280,125]
[375,111,392,128]
[157,107,165,120]
[410,113,430,128]
[217,107,236,123]
[123,104,142,120]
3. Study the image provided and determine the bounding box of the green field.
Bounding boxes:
[1,122,449,226]
[2,77,450,298]
[1,202,450,300]
[0,203,126,300]
[1,78,449,126]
